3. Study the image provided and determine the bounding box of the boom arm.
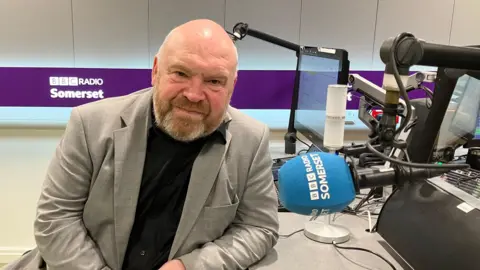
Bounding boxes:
[231,22,300,53]
[230,22,301,155]
[348,73,420,141]
[380,37,480,70]
[349,72,431,107]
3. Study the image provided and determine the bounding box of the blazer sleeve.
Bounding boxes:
[177,124,280,270]
[33,108,111,270]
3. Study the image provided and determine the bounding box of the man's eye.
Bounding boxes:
[175,71,187,77]
[208,79,226,85]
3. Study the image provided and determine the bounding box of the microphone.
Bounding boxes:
[277,151,356,215]
[277,151,451,215]
[323,84,348,151]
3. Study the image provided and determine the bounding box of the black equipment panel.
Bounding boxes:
[272,157,294,212]
[377,180,480,270]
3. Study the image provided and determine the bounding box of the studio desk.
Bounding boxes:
[262,142,480,270]
[257,142,406,270]
[251,212,405,270]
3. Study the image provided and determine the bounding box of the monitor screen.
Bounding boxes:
[465,75,480,146]
[449,75,480,137]
[473,116,480,140]
[433,74,480,158]
[294,47,348,148]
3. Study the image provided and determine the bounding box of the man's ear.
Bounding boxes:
[151,57,158,85]
[228,77,238,100]
[233,74,238,87]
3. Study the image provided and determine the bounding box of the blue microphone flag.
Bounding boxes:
[277,152,356,216]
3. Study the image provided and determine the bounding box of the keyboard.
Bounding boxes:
[445,168,480,199]
[272,156,294,212]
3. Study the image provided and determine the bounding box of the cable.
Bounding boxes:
[407,85,433,109]
[297,149,308,155]
[391,32,415,136]
[280,228,385,270]
[279,229,304,238]
[359,201,385,211]
[420,85,434,98]
[295,136,311,148]
[333,245,378,270]
[332,242,397,270]
[420,85,434,109]
[366,138,469,168]
[402,147,413,168]
[354,210,374,232]
[354,187,377,212]
[403,116,418,132]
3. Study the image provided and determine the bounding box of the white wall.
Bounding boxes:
[0,129,61,263]
[0,0,478,264]
[371,0,456,71]
[1,0,471,70]
[299,0,379,70]
[72,0,150,69]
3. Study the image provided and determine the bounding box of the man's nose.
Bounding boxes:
[183,78,206,103]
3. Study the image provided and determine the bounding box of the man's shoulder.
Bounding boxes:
[227,106,268,139]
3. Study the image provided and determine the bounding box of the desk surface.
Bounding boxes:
[251,213,405,270]
[264,141,406,270]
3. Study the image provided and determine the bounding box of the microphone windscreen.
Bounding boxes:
[278,152,356,216]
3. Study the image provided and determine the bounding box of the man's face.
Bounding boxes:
[151,41,237,142]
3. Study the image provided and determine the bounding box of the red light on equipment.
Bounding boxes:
[370,109,399,123]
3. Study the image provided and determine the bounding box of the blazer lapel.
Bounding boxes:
[169,123,232,258]
[113,89,152,267]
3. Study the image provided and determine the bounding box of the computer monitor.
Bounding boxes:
[465,117,480,148]
[411,72,480,162]
[407,68,478,162]
[448,75,480,138]
[460,73,480,148]
[293,46,349,150]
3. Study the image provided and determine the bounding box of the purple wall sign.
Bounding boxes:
[0,67,431,109]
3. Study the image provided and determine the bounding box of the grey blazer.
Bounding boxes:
[5,88,279,270]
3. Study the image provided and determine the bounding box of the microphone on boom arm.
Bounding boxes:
[276,151,451,216]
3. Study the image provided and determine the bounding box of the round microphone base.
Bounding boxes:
[304,220,350,244]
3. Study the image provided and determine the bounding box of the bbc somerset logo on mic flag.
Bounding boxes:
[302,153,331,201]
[48,76,105,100]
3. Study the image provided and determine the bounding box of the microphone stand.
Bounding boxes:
[304,209,350,244]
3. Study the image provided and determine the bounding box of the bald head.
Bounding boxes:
[150,19,239,142]
[156,19,238,73]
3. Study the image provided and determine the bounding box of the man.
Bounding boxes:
[5,19,279,270]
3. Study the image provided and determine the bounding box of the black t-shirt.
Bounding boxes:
[122,121,225,270]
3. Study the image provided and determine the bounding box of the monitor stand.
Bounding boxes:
[284,141,296,155]
[284,132,297,155]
